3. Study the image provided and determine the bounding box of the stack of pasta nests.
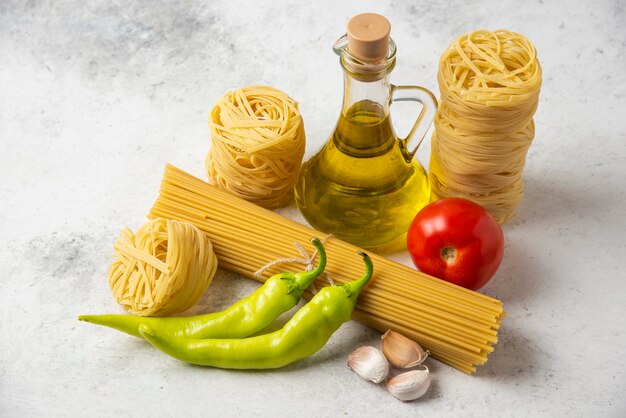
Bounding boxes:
[429,30,542,223]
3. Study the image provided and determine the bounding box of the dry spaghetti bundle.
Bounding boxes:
[149,165,505,373]
[206,85,306,209]
[429,30,542,223]
[109,218,218,316]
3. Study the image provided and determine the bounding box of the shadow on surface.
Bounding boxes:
[482,236,544,305]
[474,323,541,383]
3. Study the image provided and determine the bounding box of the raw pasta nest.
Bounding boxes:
[109,218,217,316]
[206,85,306,208]
[438,29,541,108]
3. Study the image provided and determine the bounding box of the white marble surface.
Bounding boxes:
[1,0,625,416]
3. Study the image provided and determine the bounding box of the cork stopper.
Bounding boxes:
[347,13,391,62]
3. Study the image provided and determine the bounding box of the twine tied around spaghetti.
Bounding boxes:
[254,235,335,294]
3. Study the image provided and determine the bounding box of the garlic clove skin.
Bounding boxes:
[381,329,429,368]
[347,346,390,384]
[386,367,431,402]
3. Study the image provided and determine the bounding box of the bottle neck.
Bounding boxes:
[333,33,397,118]
[334,71,396,156]
[341,72,391,118]
[331,35,398,154]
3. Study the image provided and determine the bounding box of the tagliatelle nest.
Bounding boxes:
[206,85,306,209]
[108,218,217,316]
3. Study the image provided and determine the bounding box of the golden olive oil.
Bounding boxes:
[295,100,430,248]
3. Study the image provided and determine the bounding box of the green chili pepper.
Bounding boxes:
[138,251,373,369]
[78,237,327,340]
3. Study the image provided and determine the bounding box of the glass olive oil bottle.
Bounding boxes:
[294,14,437,249]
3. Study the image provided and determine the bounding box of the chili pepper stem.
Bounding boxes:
[293,237,327,288]
[344,251,373,297]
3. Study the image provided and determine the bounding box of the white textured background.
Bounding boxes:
[1,1,625,417]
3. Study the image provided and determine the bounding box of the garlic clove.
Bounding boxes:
[386,367,431,402]
[347,346,389,384]
[381,329,429,368]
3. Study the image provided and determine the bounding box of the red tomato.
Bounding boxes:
[406,198,504,290]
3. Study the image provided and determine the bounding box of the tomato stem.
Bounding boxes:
[441,246,457,262]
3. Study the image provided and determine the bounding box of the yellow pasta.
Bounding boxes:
[206,85,306,209]
[429,30,542,223]
[148,164,505,373]
[109,218,218,316]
